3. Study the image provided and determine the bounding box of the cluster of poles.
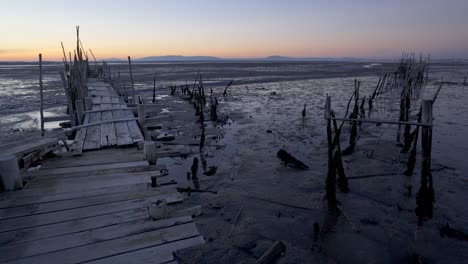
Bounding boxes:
[325,53,440,225]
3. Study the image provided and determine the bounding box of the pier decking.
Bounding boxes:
[74,79,144,152]
[0,78,204,263]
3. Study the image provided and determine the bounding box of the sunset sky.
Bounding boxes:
[1,0,468,61]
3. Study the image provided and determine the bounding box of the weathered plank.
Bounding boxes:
[0,180,169,211]
[124,108,144,143]
[0,187,171,220]
[25,171,163,193]
[26,160,149,177]
[0,208,148,245]
[88,235,205,264]
[5,222,199,264]
[83,111,102,150]
[72,113,90,154]
[112,107,134,146]
[0,216,193,262]
[26,163,165,181]
[0,192,183,232]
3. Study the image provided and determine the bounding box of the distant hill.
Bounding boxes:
[137,55,221,62]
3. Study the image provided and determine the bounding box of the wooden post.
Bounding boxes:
[415,100,434,225]
[138,104,146,128]
[60,71,76,126]
[144,141,157,165]
[324,95,337,210]
[0,154,22,191]
[128,56,136,104]
[76,99,84,125]
[39,54,44,136]
[85,97,93,111]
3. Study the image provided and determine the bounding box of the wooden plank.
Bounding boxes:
[39,148,145,169]
[0,192,183,232]
[83,111,102,150]
[100,103,114,147]
[26,164,165,181]
[122,109,144,143]
[5,222,199,264]
[0,179,168,209]
[0,216,194,262]
[72,114,90,154]
[91,97,102,105]
[0,208,148,245]
[0,187,170,220]
[101,96,111,104]
[25,171,163,194]
[92,104,101,111]
[43,115,70,123]
[88,235,204,264]
[113,107,134,146]
[4,138,58,158]
[26,160,149,177]
[111,97,121,104]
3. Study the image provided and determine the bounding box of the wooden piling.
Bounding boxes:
[0,154,23,191]
[128,56,136,104]
[138,104,146,128]
[325,95,337,209]
[415,100,434,225]
[76,99,84,125]
[39,54,44,136]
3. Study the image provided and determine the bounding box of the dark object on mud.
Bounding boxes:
[256,240,286,264]
[191,157,199,180]
[176,187,218,195]
[440,223,468,241]
[223,80,233,97]
[153,133,175,142]
[203,166,217,176]
[313,222,320,241]
[266,129,272,133]
[276,149,309,169]
[302,103,306,119]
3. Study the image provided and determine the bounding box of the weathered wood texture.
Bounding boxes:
[73,79,143,151]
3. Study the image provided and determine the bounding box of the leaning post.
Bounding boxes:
[324,95,337,210]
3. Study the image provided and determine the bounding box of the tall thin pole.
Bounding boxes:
[128,56,135,104]
[39,53,44,136]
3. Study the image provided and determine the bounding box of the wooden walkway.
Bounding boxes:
[74,79,143,151]
[0,147,204,263]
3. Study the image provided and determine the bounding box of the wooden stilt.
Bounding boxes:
[415,100,434,225]
[39,54,44,136]
[324,95,337,210]
[128,56,136,104]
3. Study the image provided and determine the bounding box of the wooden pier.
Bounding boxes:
[73,79,144,152]
[0,77,205,263]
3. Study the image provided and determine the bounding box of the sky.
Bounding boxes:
[1,0,468,61]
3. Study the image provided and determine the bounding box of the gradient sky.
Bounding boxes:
[1,0,468,61]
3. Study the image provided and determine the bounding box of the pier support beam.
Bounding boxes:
[0,154,22,191]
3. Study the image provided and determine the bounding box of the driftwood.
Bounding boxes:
[176,187,217,195]
[276,149,309,169]
[256,241,286,264]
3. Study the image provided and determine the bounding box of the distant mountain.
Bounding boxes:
[264,55,295,60]
[103,58,125,62]
[137,55,221,62]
